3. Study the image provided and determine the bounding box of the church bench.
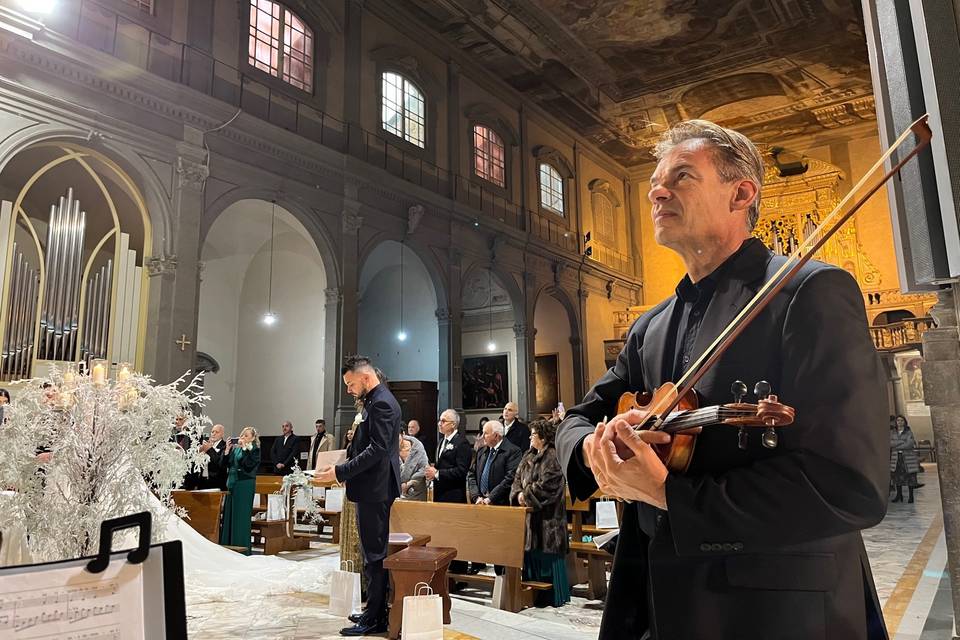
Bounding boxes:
[568,541,612,600]
[171,490,226,543]
[390,500,549,612]
[249,475,310,555]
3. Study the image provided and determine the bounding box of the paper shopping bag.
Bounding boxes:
[401,582,443,640]
[596,499,619,529]
[267,493,287,521]
[325,487,344,512]
[329,561,362,617]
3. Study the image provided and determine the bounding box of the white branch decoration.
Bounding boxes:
[0,366,210,563]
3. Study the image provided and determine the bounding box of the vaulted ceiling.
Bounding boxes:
[402,0,876,166]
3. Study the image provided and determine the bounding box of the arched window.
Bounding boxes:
[381,72,426,148]
[594,193,615,244]
[248,0,314,92]
[473,125,505,187]
[539,163,564,214]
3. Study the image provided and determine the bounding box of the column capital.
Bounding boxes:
[176,156,209,191]
[325,287,341,305]
[147,254,178,278]
[343,209,363,235]
[513,322,532,339]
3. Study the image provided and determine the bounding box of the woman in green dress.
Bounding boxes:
[219,426,261,554]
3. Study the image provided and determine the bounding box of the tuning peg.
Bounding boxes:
[731,380,748,403]
[754,380,771,400]
[762,428,779,449]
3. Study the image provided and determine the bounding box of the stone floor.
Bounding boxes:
[187,465,952,639]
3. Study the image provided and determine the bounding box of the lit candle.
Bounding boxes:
[63,371,76,386]
[91,363,106,386]
[117,364,131,383]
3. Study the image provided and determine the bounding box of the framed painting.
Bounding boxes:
[461,354,509,410]
[535,353,560,415]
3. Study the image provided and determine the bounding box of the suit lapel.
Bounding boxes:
[643,299,677,390]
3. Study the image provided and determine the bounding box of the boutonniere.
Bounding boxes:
[444,442,454,452]
[352,412,364,427]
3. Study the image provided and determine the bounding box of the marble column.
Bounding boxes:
[920,284,960,637]
[438,247,463,413]
[146,135,207,383]
[323,285,342,442]
[335,194,363,433]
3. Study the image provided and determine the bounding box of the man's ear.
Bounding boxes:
[731,179,758,213]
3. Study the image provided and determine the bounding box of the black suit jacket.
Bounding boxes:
[502,419,530,451]
[270,434,300,475]
[556,240,889,640]
[432,432,472,504]
[205,439,228,490]
[335,383,402,503]
[467,438,522,505]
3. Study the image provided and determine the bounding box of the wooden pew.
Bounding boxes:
[171,490,226,543]
[250,476,309,554]
[565,489,613,600]
[390,501,551,612]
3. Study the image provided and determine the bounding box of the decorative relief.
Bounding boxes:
[342,209,363,235]
[324,287,341,305]
[176,156,209,190]
[147,254,178,277]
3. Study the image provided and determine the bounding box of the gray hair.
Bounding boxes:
[441,409,460,427]
[653,119,763,231]
[484,420,504,437]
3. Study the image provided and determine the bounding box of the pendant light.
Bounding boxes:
[486,268,496,352]
[261,201,278,326]
[397,241,407,342]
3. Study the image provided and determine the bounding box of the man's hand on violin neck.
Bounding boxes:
[583,409,670,465]
[583,418,670,510]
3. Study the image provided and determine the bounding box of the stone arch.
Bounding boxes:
[460,260,526,324]
[359,230,448,309]
[202,185,341,289]
[533,283,585,402]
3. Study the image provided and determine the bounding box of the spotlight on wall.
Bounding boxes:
[397,330,408,342]
[262,311,278,326]
[473,218,480,228]
[486,341,496,352]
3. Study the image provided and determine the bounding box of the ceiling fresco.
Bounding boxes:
[402,0,876,165]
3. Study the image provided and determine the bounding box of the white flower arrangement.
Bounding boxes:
[0,366,210,563]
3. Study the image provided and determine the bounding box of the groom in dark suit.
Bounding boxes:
[557,120,889,640]
[317,355,401,636]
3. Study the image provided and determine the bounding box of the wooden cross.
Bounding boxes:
[176,334,192,352]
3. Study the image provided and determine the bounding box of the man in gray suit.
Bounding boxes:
[399,434,428,500]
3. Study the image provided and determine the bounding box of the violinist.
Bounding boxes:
[556,120,890,640]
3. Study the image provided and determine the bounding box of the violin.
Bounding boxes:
[610,115,931,476]
[617,380,795,473]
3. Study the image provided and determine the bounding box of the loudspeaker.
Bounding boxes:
[862,0,960,290]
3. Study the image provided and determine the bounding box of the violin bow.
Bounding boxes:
[643,114,934,432]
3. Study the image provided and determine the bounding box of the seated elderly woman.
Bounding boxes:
[399,433,428,500]
[509,418,570,607]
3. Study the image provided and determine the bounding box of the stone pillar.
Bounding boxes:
[570,334,585,400]
[920,284,960,637]
[623,177,643,278]
[516,272,538,418]
[146,134,207,383]
[343,0,364,157]
[577,287,591,393]
[446,61,460,199]
[438,248,463,413]
[335,192,363,432]
[323,285,342,441]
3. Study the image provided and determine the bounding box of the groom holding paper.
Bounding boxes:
[317,355,402,636]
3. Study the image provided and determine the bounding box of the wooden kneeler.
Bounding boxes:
[384,546,457,640]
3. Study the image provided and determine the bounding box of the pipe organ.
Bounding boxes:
[0,187,145,382]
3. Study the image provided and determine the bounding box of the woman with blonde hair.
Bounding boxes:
[219,426,261,554]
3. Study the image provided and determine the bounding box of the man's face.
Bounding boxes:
[282,422,292,436]
[399,441,411,462]
[407,420,420,436]
[211,424,224,441]
[438,413,456,436]
[648,140,743,252]
[502,404,517,422]
[316,421,325,434]
[482,424,501,448]
[343,371,369,399]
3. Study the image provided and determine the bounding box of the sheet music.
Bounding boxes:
[0,558,145,640]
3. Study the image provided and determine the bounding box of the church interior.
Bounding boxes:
[0,0,958,638]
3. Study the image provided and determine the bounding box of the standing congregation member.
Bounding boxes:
[510,419,569,607]
[219,427,261,554]
[467,420,522,506]
[501,401,530,450]
[200,423,229,490]
[406,419,422,441]
[556,120,889,640]
[271,420,299,475]
[307,418,333,470]
[317,356,401,636]
[890,415,921,503]
[425,408,473,577]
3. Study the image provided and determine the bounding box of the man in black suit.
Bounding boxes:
[200,423,229,490]
[425,409,472,504]
[270,421,299,475]
[501,401,529,451]
[317,355,401,636]
[557,119,889,640]
[467,420,522,505]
